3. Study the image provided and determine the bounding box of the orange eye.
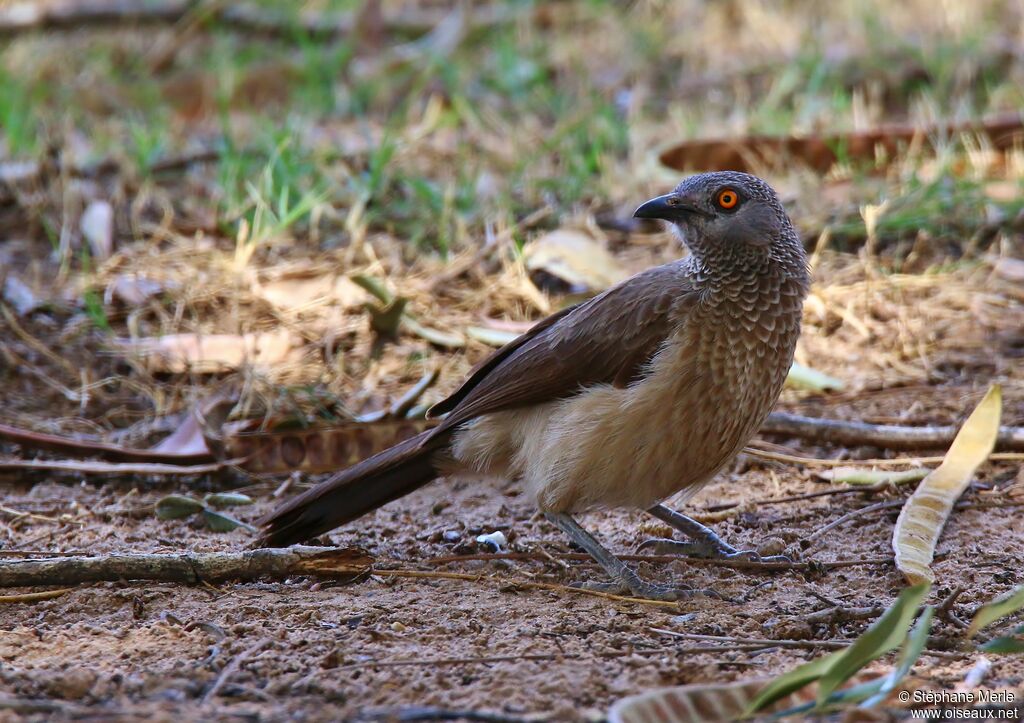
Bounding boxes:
[717,189,738,209]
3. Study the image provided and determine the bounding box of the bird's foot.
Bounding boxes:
[637,536,791,563]
[572,577,694,602]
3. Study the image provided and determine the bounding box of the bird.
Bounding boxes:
[258,171,810,600]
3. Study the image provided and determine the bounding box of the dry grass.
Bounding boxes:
[1,0,1024,719]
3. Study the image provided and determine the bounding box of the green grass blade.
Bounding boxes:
[860,605,935,708]
[743,651,841,716]
[968,584,1024,638]
[816,583,931,705]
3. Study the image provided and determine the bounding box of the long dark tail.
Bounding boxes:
[257,429,450,547]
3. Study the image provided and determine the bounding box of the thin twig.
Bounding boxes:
[802,500,905,546]
[647,628,852,650]
[803,605,888,625]
[0,457,229,476]
[202,640,264,704]
[0,504,59,523]
[762,411,1024,452]
[936,586,969,629]
[0,588,72,603]
[745,445,1024,467]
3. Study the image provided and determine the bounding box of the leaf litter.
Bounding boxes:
[1,1,1024,720]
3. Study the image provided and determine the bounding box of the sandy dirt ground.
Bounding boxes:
[3,375,1024,721]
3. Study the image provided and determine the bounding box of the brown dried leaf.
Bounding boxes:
[225,418,434,475]
[149,414,212,457]
[104,275,169,306]
[993,257,1024,284]
[1,275,44,315]
[659,113,1024,174]
[257,273,365,312]
[80,200,114,262]
[0,421,213,465]
[524,229,627,294]
[113,329,300,373]
[609,677,816,723]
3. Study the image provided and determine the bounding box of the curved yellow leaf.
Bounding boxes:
[893,385,1002,585]
[608,677,816,723]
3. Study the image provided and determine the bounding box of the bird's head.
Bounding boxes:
[634,172,797,263]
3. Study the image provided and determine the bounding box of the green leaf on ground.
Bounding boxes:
[785,362,844,391]
[155,494,205,519]
[203,492,254,509]
[817,467,930,486]
[202,509,257,534]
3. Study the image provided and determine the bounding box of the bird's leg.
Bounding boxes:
[545,512,698,601]
[639,503,790,562]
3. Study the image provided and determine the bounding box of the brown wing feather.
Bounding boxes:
[427,302,580,418]
[429,261,695,438]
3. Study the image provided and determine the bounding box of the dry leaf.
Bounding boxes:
[609,678,815,723]
[893,385,1002,585]
[785,362,844,391]
[2,275,43,315]
[992,257,1024,284]
[465,326,519,347]
[225,418,433,475]
[80,200,114,261]
[524,229,627,294]
[104,274,169,306]
[257,273,365,312]
[659,114,1024,174]
[0,421,213,465]
[113,329,300,373]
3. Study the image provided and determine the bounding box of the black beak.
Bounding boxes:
[633,193,699,221]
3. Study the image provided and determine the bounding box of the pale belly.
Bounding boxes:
[450,339,782,513]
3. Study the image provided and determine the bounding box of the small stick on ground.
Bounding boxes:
[801,500,905,548]
[935,586,969,629]
[0,588,72,604]
[202,640,265,705]
[761,412,1024,452]
[803,605,887,625]
[0,547,372,588]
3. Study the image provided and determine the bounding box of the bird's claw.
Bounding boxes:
[637,537,791,563]
[571,578,694,602]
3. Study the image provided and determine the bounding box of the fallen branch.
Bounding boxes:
[0,0,520,39]
[762,411,1024,451]
[0,696,95,716]
[0,546,371,587]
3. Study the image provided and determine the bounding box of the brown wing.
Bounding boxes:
[428,301,580,418]
[428,261,696,437]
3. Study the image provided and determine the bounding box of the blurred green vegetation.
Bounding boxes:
[1,0,1022,259]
